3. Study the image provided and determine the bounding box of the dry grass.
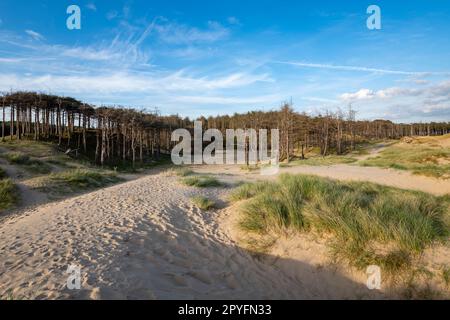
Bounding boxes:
[360,135,450,179]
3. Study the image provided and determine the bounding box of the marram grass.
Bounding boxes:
[230,174,449,272]
[181,175,224,188]
[191,196,216,210]
[0,178,19,212]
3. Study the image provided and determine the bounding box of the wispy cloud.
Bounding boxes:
[25,30,45,41]
[154,20,230,44]
[0,71,271,95]
[227,17,241,26]
[86,3,97,11]
[277,61,447,76]
[106,11,118,20]
[172,94,280,105]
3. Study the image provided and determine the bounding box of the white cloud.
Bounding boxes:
[339,80,450,121]
[86,3,97,11]
[172,94,280,105]
[60,47,117,61]
[0,71,271,95]
[25,30,45,41]
[340,89,375,101]
[227,17,241,26]
[341,82,450,102]
[154,20,229,44]
[106,11,118,20]
[123,5,131,19]
[340,87,425,101]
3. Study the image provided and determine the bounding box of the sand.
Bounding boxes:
[0,161,448,300]
[0,168,391,300]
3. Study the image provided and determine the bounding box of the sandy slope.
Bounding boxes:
[0,170,387,300]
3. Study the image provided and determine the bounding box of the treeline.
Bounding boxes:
[1,92,449,165]
[198,104,450,161]
[0,91,191,166]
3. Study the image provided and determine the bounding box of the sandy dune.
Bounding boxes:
[192,163,450,196]
[0,169,387,300]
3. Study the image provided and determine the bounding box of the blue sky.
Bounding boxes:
[0,0,449,122]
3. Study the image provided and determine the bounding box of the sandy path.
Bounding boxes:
[0,158,48,209]
[192,164,450,196]
[0,170,383,300]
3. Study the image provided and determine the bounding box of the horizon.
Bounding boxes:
[0,1,449,122]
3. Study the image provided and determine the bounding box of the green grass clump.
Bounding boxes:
[0,178,19,212]
[49,169,120,188]
[191,196,216,210]
[4,152,31,164]
[359,144,450,179]
[229,181,277,202]
[33,169,122,194]
[172,167,194,177]
[0,139,56,158]
[0,167,6,179]
[442,267,450,287]
[280,155,357,167]
[3,152,51,174]
[231,174,449,273]
[181,175,224,188]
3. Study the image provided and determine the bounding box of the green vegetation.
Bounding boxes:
[0,139,56,158]
[442,267,450,287]
[230,174,449,274]
[191,196,216,210]
[172,167,194,177]
[0,167,6,179]
[359,139,450,179]
[0,179,19,212]
[181,175,224,188]
[2,152,51,174]
[0,139,172,208]
[280,155,357,167]
[33,169,122,194]
[0,165,19,212]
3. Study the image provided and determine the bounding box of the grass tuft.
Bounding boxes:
[171,167,194,177]
[191,196,216,210]
[0,167,6,179]
[181,175,224,188]
[280,155,357,167]
[0,178,19,212]
[442,267,450,287]
[33,169,122,194]
[2,152,51,174]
